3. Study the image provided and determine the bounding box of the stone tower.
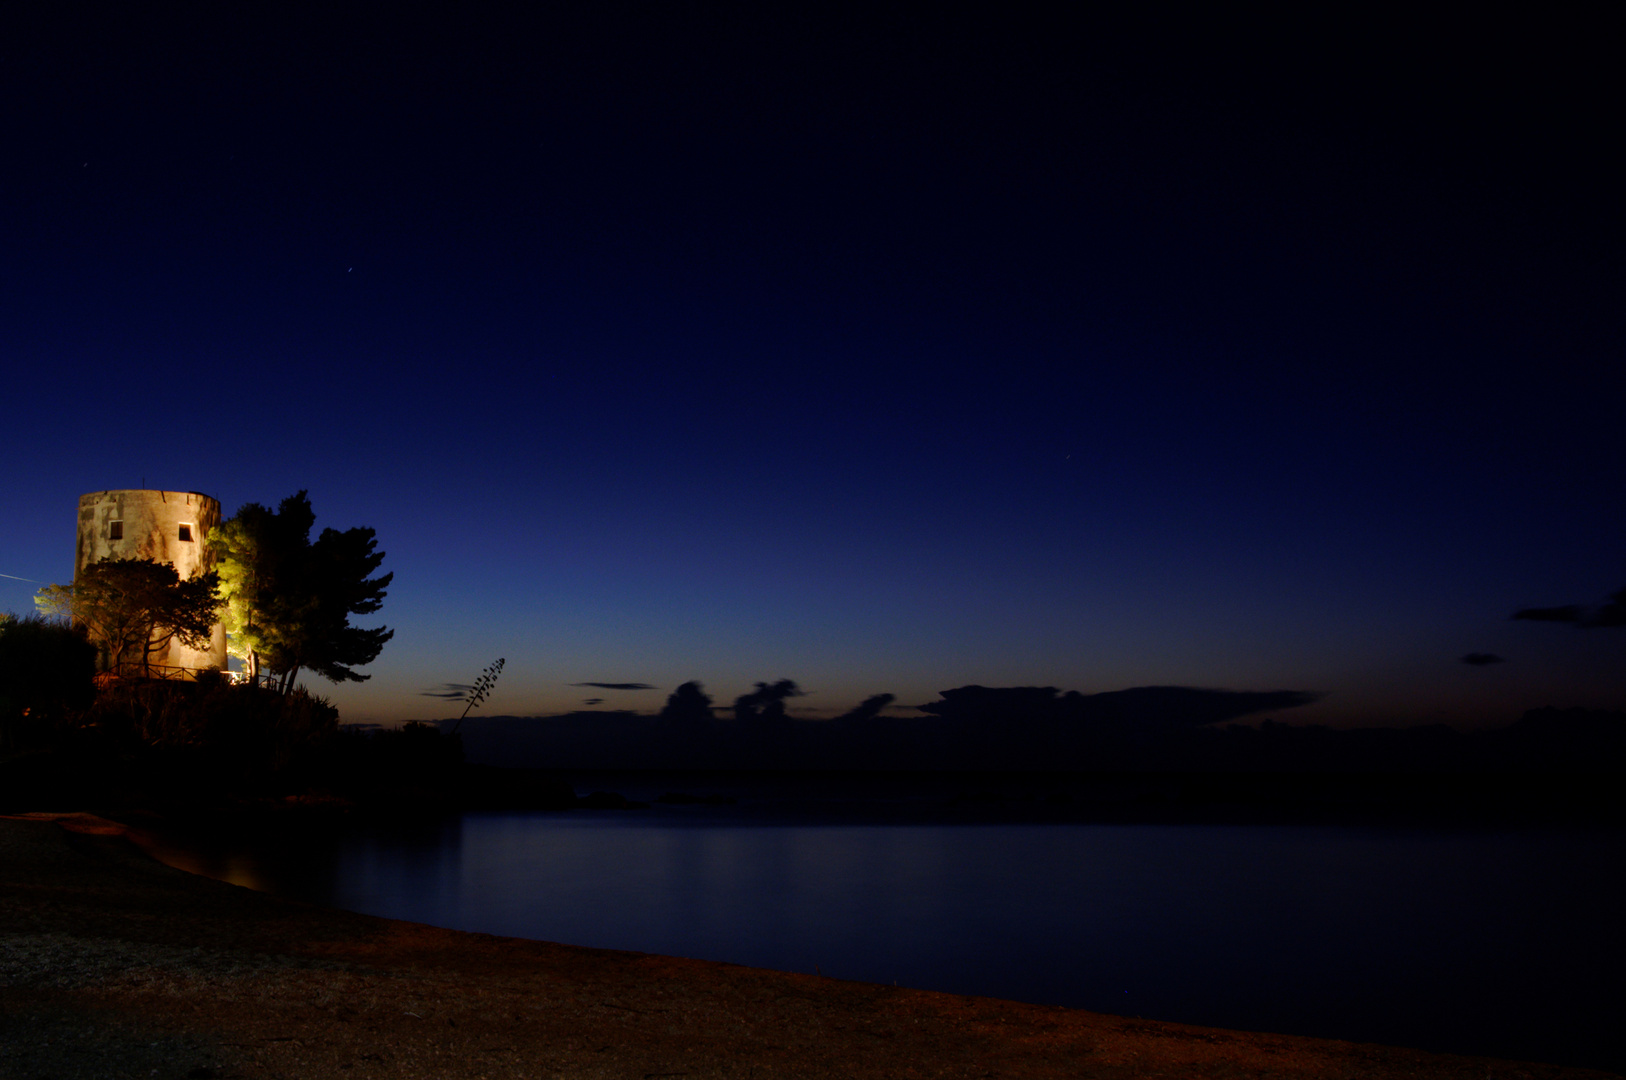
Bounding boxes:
[76,490,228,671]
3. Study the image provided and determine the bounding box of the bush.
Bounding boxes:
[0,613,97,754]
[75,679,340,784]
[327,721,465,801]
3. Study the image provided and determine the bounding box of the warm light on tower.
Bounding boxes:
[75,489,228,671]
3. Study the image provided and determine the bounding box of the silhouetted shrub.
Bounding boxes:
[1503,707,1626,769]
[326,721,465,803]
[0,613,97,753]
[74,679,339,782]
[732,679,803,722]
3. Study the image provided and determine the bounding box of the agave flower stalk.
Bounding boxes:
[450,657,505,733]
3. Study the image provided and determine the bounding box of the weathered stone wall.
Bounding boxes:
[75,490,227,671]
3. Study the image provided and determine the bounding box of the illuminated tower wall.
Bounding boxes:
[76,489,228,671]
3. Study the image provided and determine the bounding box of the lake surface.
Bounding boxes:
[149,788,1625,1072]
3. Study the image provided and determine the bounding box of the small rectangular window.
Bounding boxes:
[178,524,193,542]
[109,521,123,541]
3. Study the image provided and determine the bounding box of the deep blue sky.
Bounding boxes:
[4,8,1622,726]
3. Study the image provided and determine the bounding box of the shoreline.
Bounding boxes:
[2,812,1618,1079]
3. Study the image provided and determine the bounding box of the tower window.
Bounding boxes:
[109,521,123,541]
[178,524,193,542]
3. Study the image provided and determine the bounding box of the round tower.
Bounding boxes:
[76,490,228,672]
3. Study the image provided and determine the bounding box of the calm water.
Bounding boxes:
[152,802,1625,1072]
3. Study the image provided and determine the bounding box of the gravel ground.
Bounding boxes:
[1,812,1616,1080]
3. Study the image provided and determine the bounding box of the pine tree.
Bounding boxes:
[207,491,393,692]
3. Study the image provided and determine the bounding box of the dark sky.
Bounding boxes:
[3,7,1622,725]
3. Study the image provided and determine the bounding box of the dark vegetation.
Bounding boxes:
[30,492,392,694]
[206,490,393,691]
[467,681,1626,775]
[35,559,219,677]
[4,610,1623,825]
[0,614,97,750]
[451,682,1626,824]
[0,612,571,819]
[1,490,460,821]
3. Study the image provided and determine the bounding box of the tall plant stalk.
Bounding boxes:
[450,657,505,734]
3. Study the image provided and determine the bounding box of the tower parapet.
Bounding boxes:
[76,490,228,671]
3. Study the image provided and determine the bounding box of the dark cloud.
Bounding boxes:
[1460,652,1506,666]
[1512,605,1588,623]
[420,683,474,699]
[1513,585,1626,629]
[572,682,657,691]
[582,697,605,706]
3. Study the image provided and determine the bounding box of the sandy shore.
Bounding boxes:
[1,813,1614,1079]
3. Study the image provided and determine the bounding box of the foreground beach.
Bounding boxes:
[1,814,1613,1079]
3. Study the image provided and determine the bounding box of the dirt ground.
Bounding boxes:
[1,812,1615,1080]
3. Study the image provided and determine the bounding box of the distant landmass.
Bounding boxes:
[421,685,1626,774]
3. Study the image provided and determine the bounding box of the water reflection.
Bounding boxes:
[148,813,1625,1072]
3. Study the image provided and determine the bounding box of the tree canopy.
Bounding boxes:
[207,491,393,692]
[659,680,715,724]
[35,557,220,676]
[207,494,312,679]
[731,679,803,722]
